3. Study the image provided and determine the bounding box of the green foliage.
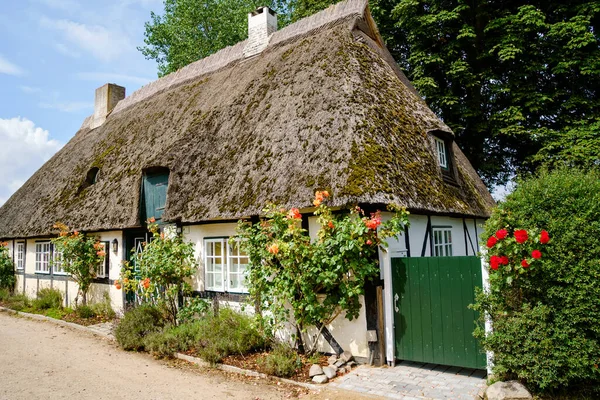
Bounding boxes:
[0,288,10,302]
[473,168,600,393]
[236,192,408,352]
[4,294,30,311]
[51,223,104,305]
[119,221,197,324]
[33,288,63,310]
[90,292,116,320]
[258,343,302,377]
[139,0,273,77]
[0,243,16,292]
[391,0,600,185]
[194,308,266,364]
[115,304,167,351]
[177,297,212,323]
[144,321,204,357]
[76,305,96,319]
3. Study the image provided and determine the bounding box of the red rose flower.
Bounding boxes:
[487,236,498,248]
[514,230,528,244]
[490,255,501,270]
[495,229,508,240]
[540,230,550,244]
[521,259,530,268]
[288,208,301,220]
[500,255,509,265]
[532,250,542,259]
[366,240,372,245]
[328,221,334,229]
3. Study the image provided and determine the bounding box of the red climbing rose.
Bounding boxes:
[487,236,498,248]
[540,230,550,244]
[490,255,501,270]
[500,255,509,265]
[521,259,530,268]
[495,229,508,240]
[532,250,542,259]
[514,230,528,244]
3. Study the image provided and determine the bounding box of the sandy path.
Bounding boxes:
[0,312,377,400]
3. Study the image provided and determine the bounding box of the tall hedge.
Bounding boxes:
[474,169,600,393]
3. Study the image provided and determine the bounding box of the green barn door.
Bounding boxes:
[142,172,169,222]
[392,256,486,369]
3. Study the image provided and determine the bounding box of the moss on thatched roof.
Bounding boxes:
[0,0,494,238]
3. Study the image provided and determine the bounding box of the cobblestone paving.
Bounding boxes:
[330,361,487,400]
[87,321,115,340]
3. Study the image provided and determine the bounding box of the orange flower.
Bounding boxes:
[123,278,129,284]
[148,217,156,223]
[59,231,67,237]
[115,284,122,290]
[288,208,301,220]
[322,191,330,198]
[160,232,165,239]
[267,243,279,255]
[97,250,106,257]
[328,221,334,229]
[73,231,79,236]
[313,199,322,207]
[366,240,372,245]
[143,278,151,289]
[315,191,324,201]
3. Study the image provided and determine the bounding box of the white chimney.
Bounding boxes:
[243,6,277,58]
[91,83,126,129]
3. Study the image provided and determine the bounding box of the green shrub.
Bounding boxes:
[258,343,301,378]
[33,288,63,310]
[177,297,211,323]
[44,308,68,319]
[144,322,204,358]
[0,245,15,292]
[5,294,30,311]
[90,292,116,320]
[0,288,10,302]
[474,168,600,393]
[115,304,166,351]
[76,305,96,319]
[194,308,266,364]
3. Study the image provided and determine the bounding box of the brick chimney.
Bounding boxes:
[90,83,126,129]
[243,6,277,58]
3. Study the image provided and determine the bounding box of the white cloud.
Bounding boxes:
[0,55,24,76]
[76,71,153,86]
[0,117,62,206]
[40,16,132,63]
[39,101,93,112]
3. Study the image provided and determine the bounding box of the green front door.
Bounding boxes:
[142,172,169,222]
[392,256,486,369]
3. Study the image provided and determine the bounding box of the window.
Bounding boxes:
[35,242,51,273]
[204,238,248,293]
[433,227,453,256]
[96,241,110,278]
[16,242,25,270]
[434,136,448,169]
[52,248,67,274]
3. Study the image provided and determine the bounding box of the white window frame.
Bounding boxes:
[433,226,453,257]
[16,242,25,270]
[96,242,109,278]
[434,136,448,169]
[52,247,67,275]
[35,242,51,274]
[204,238,248,293]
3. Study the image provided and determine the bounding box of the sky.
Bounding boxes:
[0,0,164,206]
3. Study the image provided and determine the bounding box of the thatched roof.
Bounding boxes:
[0,0,494,239]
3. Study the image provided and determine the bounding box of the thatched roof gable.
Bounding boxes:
[0,0,494,239]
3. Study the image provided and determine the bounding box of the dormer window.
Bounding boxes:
[434,137,448,169]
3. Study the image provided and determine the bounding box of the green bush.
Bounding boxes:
[144,322,203,358]
[76,305,96,319]
[33,288,63,310]
[194,308,266,364]
[177,297,211,323]
[0,288,10,302]
[5,294,30,311]
[90,292,116,320]
[474,168,600,394]
[0,245,15,292]
[258,343,301,378]
[115,304,166,351]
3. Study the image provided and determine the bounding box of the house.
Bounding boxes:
[0,0,494,368]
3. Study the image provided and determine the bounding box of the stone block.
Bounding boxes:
[309,364,323,377]
[312,374,329,384]
[485,381,532,400]
[323,366,337,379]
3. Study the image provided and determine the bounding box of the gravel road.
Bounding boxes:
[0,311,376,400]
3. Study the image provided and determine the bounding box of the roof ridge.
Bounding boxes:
[108,0,368,117]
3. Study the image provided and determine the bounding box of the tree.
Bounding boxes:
[391,0,600,186]
[118,219,197,324]
[236,191,409,353]
[139,0,275,77]
[0,242,16,293]
[52,223,104,305]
